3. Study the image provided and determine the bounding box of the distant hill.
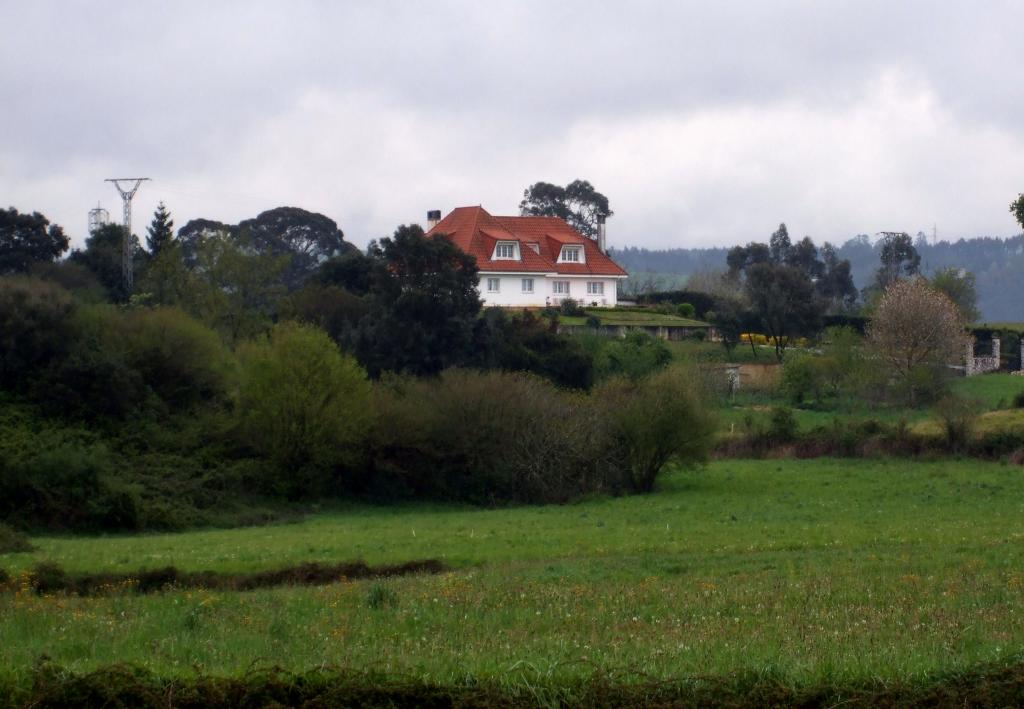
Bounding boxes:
[610,234,1024,322]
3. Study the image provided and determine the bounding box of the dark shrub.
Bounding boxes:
[473,309,594,389]
[116,307,231,409]
[1013,391,1024,409]
[281,284,368,343]
[767,407,798,444]
[0,522,34,554]
[934,395,982,453]
[33,306,146,420]
[0,276,75,391]
[0,440,140,532]
[559,297,585,316]
[368,369,588,503]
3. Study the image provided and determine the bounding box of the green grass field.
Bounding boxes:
[3,459,1024,691]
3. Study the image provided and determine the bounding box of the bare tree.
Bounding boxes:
[866,278,968,406]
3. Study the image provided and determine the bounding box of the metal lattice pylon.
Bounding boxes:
[105,177,150,295]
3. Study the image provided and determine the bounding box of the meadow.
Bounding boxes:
[3,458,1024,703]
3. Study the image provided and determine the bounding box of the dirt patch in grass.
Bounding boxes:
[5,660,1024,708]
[2,559,448,596]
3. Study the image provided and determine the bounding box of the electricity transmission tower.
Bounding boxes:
[105,178,150,294]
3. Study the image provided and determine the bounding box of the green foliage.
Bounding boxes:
[596,365,716,493]
[0,206,69,274]
[0,522,34,554]
[0,437,140,532]
[1011,193,1024,232]
[237,322,373,497]
[281,284,367,343]
[71,223,145,302]
[137,242,192,307]
[474,309,595,389]
[930,267,981,322]
[676,302,696,318]
[355,224,481,377]
[559,297,584,316]
[145,202,174,256]
[315,251,373,295]
[116,307,231,410]
[934,395,983,452]
[873,231,921,293]
[744,263,822,361]
[767,407,798,443]
[519,179,613,239]
[187,231,289,343]
[33,306,147,420]
[0,276,75,391]
[365,583,399,610]
[592,331,671,382]
[780,351,821,405]
[368,369,590,503]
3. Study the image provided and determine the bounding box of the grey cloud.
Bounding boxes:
[2,1,1023,250]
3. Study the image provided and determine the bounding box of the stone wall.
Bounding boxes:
[965,337,1001,376]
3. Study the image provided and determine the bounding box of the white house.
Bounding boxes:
[424,206,628,307]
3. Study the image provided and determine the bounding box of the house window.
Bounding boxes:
[494,242,518,259]
[526,242,540,254]
[552,280,570,295]
[587,281,604,295]
[522,278,534,293]
[487,277,500,292]
[559,246,582,263]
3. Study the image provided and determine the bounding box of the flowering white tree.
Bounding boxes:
[866,278,968,405]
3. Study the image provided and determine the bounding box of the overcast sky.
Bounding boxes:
[3,1,1023,251]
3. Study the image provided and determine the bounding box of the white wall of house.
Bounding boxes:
[478,274,621,308]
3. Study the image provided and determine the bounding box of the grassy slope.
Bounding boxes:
[3,459,1024,685]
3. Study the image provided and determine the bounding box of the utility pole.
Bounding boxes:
[105,177,150,295]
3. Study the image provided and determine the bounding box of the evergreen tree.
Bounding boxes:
[146,202,174,256]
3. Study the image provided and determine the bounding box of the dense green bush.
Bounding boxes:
[0,276,76,391]
[0,522,34,554]
[934,395,983,453]
[116,307,231,409]
[592,331,672,382]
[32,306,146,420]
[369,366,716,502]
[0,439,140,532]
[595,365,716,493]
[368,369,591,503]
[237,322,373,497]
[474,309,595,389]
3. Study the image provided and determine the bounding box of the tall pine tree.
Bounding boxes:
[146,202,175,256]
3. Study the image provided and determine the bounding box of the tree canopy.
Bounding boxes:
[0,207,69,274]
[873,231,920,293]
[1011,193,1024,232]
[930,267,980,323]
[354,224,481,377]
[146,202,175,256]
[519,180,612,239]
[178,207,356,289]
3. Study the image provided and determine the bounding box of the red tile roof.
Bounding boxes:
[426,206,628,276]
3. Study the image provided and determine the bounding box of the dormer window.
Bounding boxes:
[526,242,540,254]
[559,245,583,263]
[494,241,518,260]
